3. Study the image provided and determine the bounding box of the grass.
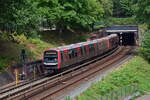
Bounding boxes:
[27,38,58,58]
[75,56,150,100]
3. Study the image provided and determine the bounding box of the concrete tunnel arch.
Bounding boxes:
[105,25,139,46]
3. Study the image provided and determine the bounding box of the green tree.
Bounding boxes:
[0,0,40,38]
[38,0,104,32]
[112,0,135,17]
[135,0,150,28]
[98,0,113,17]
[14,0,40,36]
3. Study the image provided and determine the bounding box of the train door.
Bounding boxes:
[107,38,110,50]
[85,45,90,59]
[94,42,98,56]
[89,43,94,57]
[81,45,87,60]
[77,47,81,62]
[60,51,64,68]
[102,40,107,53]
[64,50,69,68]
[68,49,74,65]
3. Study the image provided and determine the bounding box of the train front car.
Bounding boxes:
[43,49,61,74]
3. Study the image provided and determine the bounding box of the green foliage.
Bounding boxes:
[13,34,28,45]
[38,0,104,31]
[135,0,150,27]
[0,32,14,41]
[94,17,137,29]
[0,33,62,71]
[1,0,144,39]
[140,30,150,62]
[98,0,113,17]
[28,38,54,57]
[106,17,137,26]
[0,60,7,71]
[112,0,136,17]
[76,56,150,100]
[12,34,56,58]
[0,0,40,37]
[0,53,19,71]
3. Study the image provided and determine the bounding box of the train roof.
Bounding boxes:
[46,34,117,51]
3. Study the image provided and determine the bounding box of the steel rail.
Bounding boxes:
[0,46,122,100]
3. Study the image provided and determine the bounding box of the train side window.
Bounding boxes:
[89,44,91,53]
[90,44,92,53]
[72,49,75,58]
[81,47,84,56]
[93,44,95,53]
[75,49,78,57]
[102,41,106,49]
[83,47,85,56]
[69,50,72,59]
[93,44,95,51]
[97,42,99,50]
[61,51,63,61]
[90,44,94,53]
[90,44,91,52]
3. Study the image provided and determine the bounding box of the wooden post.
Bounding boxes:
[15,69,19,86]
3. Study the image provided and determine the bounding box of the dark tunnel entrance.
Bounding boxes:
[121,32,135,46]
[105,26,139,46]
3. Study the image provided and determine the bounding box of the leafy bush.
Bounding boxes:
[0,60,7,71]
[0,53,16,71]
[13,34,28,45]
[140,30,150,62]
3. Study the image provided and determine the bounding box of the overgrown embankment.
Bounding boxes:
[0,30,87,72]
[0,36,54,72]
[76,56,150,100]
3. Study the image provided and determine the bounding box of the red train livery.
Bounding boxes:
[43,34,119,73]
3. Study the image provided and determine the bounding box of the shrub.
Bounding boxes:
[0,60,7,71]
[13,34,28,45]
[140,30,150,62]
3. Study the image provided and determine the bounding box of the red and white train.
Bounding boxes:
[43,34,119,73]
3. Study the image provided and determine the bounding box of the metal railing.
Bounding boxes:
[99,85,139,100]
[65,85,140,100]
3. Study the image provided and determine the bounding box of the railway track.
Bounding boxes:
[0,46,135,100]
[0,60,43,89]
[0,75,46,94]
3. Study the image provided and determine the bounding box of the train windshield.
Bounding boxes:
[44,51,58,63]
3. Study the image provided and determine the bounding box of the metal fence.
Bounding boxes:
[65,85,140,100]
[99,85,139,100]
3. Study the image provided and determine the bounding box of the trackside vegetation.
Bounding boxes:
[0,31,88,72]
[140,30,150,62]
[75,56,150,100]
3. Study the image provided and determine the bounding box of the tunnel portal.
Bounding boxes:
[105,25,139,46]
